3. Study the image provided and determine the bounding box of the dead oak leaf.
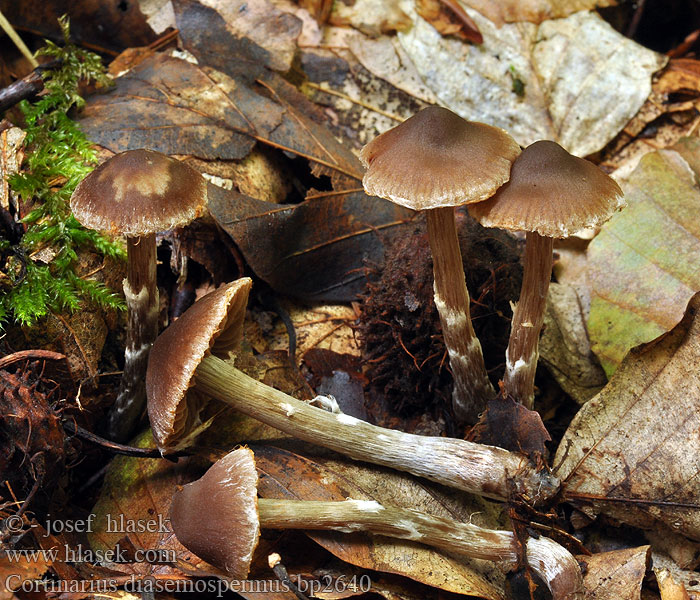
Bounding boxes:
[577,545,650,600]
[79,52,364,181]
[554,293,700,541]
[79,52,275,160]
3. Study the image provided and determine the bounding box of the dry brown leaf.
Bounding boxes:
[300,34,431,151]
[600,59,700,189]
[88,434,220,578]
[415,0,483,44]
[459,0,618,26]
[81,51,365,180]
[80,52,277,160]
[20,305,108,381]
[247,301,360,360]
[577,546,650,600]
[1,0,158,54]
[208,183,411,302]
[540,283,607,405]
[0,551,50,600]
[554,293,700,541]
[177,0,303,72]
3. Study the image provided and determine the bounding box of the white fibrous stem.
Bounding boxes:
[425,207,495,422]
[257,498,583,600]
[503,232,553,409]
[194,355,559,504]
[109,233,159,440]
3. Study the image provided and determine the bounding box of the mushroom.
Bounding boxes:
[70,149,207,440]
[146,278,559,504]
[359,106,521,423]
[170,447,583,600]
[468,141,625,408]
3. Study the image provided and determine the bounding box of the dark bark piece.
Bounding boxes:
[0,69,43,113]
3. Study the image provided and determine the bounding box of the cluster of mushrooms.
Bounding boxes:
[70,107,626,600]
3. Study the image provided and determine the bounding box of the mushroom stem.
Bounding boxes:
[425,207,495,422]
[503,231,553,408]
[257,498,583,600]
[194,354,558,504]
[109,233,159,440]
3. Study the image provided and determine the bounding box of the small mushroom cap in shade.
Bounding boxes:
[360,106,521,211]
[70,149,207,236]
[468,140,626,238]
[147,278,252,451]
[170,448,261,579]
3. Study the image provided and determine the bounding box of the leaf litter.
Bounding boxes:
[4,0,700,597]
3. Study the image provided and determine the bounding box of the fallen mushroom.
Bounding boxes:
[170,447,583,600]
[70,149,207,440]
[468,141,624,408]
[360,106,521,423]
[147,278,558,504]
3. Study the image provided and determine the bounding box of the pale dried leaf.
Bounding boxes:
[645,528,700,571]
[578,546,650,600]
[554,293,700,541]
[345,32,438,105]
[395,6,665,156]
[656,568,692,600]
[300,33,430,149]
[540,283,607,404]
[0,127,25,211]
[136,0,176,34]
[652,553,700,600]
[247,302,360,360]
[459,0,618,26]
[330,0,412,37]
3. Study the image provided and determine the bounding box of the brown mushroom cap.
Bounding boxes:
[360,106,521,210]
[170,447,260,579]
[70,149,207,236]
[468,140,625,237]
[146,278,252,451]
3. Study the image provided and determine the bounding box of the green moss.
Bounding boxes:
[2,17,126,327]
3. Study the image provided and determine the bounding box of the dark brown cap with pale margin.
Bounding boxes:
[360,106,521,210]
[146,278,252,451]
[468,140,625,237]
[70,149,207,236]
[170,447,261,579]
